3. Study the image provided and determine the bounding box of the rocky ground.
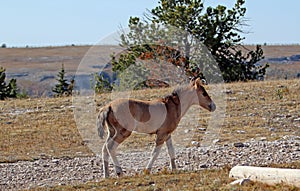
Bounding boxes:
[1,137,299,190]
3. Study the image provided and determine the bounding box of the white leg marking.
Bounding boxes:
[102,143,110,178]
[166,136,176,170]
[106,139,123,176]
[146,144,163,171]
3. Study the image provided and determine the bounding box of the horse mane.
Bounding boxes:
[160,85,187,105]
[161,92,179,105]
[173,84,190,95]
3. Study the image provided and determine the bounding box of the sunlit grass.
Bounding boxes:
[1,79,299,162]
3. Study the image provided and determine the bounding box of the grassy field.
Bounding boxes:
[1,79,300,190]
[0,80,300,162]
[1,79,299,162]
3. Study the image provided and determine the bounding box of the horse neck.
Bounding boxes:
[176,86,197,118]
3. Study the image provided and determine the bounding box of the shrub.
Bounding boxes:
[0,66,18,100]
[52,64,74,97]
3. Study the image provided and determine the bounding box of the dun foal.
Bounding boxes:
[96,78,216,178]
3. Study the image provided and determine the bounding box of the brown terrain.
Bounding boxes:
[0,45,300,96]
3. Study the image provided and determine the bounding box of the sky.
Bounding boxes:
[1,0,300,47]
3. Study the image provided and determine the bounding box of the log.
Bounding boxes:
[229,166,300,187]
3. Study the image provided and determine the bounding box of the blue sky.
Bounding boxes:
[1,0,299,47]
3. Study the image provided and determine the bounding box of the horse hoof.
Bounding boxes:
[143,169,151,175]
[117,172,123,177]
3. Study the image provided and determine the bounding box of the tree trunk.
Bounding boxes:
[229,166,300,187]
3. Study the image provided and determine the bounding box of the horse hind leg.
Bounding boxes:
[102,142,110,178]
[106,128,132,177]
[102,124,115,178]
[106,139,123,176]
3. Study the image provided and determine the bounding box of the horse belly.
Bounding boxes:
[134,114,166,134]
[134,122,158,134]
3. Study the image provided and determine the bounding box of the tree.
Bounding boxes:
[111,44,186,88]
[0,66,18,100]
[116,0,267,82]
[52,64,74,97]
[92,72,113,94]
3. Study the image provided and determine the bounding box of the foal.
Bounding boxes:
[96,78,216,178]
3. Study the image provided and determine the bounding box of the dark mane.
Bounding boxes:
[160,87,182,105]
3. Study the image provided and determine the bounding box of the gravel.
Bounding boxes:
[1,139,299,190]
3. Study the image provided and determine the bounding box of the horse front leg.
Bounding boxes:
[166,135,176,170]
[146,144,163,172]
[146,133,168,172]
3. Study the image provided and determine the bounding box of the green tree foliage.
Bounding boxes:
[0,66,18,100]
[111,51,137,73]
[116,0,268,82]
[52,64,74,97]
[111,44,184,89]
[92,73,112,94]
[114,62,150,91]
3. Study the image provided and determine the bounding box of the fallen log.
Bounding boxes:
[229,166,300,187]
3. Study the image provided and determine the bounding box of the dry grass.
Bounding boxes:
[0,98,91,162]
[1,79,299,190]
[1,79,299,162]
[212,79,300,143]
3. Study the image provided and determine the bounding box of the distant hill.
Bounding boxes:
[264,54,300,63]
[1,45,299,97]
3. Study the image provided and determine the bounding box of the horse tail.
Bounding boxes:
[96,106,110,139]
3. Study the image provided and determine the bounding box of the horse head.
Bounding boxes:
[191,78,216,112]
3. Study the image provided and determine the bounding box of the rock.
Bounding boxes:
[269,128,275,132]
[184,129,190,133]
[199,164,208,168]
[236,130,246,134]
[228,97,237,101]
[223,89,234,94]
[233,142,245,147]
[260,137,267,141]
[52,159,60,164]
[293,118,300,122]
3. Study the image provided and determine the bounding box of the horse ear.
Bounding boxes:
[194,78,208,87]
[191,77,207,87]
[193,78,201,86]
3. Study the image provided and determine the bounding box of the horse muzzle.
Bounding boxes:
[209,102,216,112]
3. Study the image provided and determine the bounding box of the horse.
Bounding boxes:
[96,78,216,178]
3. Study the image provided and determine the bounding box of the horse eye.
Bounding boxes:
[199,86,208,96]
